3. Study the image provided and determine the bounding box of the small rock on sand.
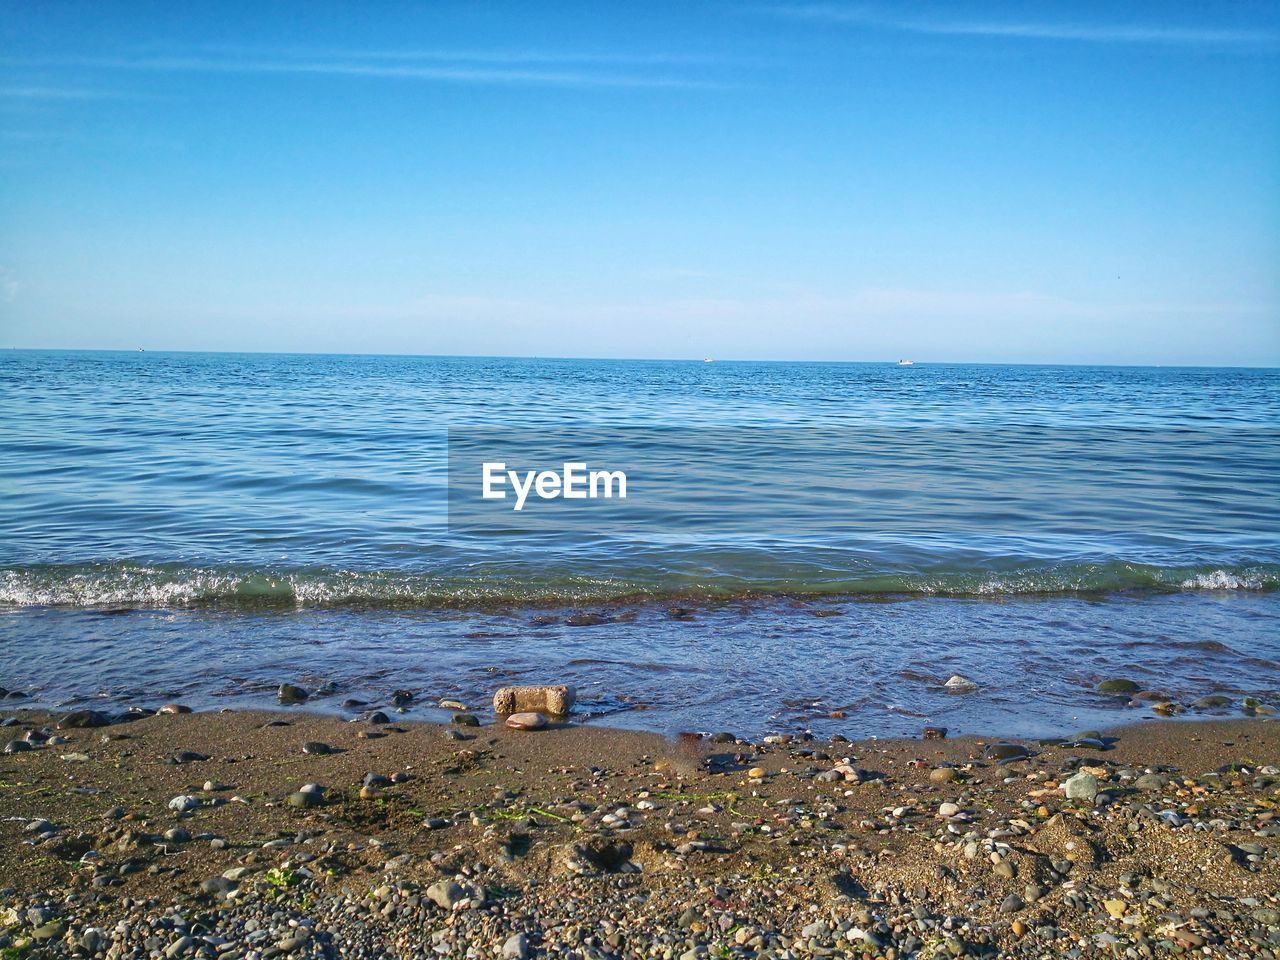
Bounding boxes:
[505,712,547,731]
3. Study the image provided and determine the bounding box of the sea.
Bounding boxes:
[1,350,1277,738]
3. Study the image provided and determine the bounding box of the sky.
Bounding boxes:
[1,1,1278,365]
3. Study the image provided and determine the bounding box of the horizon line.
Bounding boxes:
[3,346,1277,371]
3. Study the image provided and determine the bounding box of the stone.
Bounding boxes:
[426,879,466,909]
[938,802,961,817]
[930,767,958,783]
[503,933,529,959]
[1191,694,1232,709]
[1097,678,1140,694]
[983,742,1029,761]
[452,713,480,726]
[3,739,31,753]
[158,703,192,714]
[168,795,200,813]
[944,675,978,693]
[747,767,767,779]
[287,791,323,808]
[31,920,67,941]
[505,712,547,730]
[1063,772,1099,801]
[999,895,1024,913]
[1103,899,1127,919]
[277,683,309,704]
[301,741,334,755]
[493,684,576,716]
[923,726,948,739]
[170,750,209,764]
[56,709,111,729]
[1135,773,1168,790]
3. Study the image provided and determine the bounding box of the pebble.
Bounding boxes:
[277,683,309,704]
[1097,678,1140,694]
[1063,772,1100,801]
[505,712,547,731]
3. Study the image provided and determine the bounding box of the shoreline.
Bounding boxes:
[2,707,1277,958]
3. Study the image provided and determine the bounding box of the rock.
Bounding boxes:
[170,750,209,764]
[493,684,576,716]
[983,742,1029,761]
[930,767,958,783]
[426,879,467,909]
[31,920,67,941]
[1097,678,1140,694]
[747,766,767,779]
[1063,772,1099,800]
[503,933,529,959]
[286,791,323,808]
[505,712,547,730]
[301,741,334,755]
[1191,694,1232,709]
[363,772,392,788]
[168,795,200,813]
[277,683,309,704]
[359,785,382,800]
[391,689,415,706]
[367,711,391,724]
[157,703,192,714]
[944,675,978,693]
[938,802,961,817]
[999,895,1023,913]
[564,612,607,626]
[923,726,948,739]
[56,709,111,729]
[1135,773,1168,791]
[163,827,190,843]
[1103,899,1127,919]
[3,739,31,753]
[439,699,467,710]
[452,713,480,726]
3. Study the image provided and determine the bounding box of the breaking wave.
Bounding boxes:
[2,559,1277,610]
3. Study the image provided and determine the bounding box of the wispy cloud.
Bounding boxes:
[768,4,1280,48]
[0,85,133,100]
[1,51,726,90]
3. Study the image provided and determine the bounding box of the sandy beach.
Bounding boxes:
[2,706,1277,958]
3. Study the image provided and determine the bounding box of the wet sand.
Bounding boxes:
[1,708,1278,958]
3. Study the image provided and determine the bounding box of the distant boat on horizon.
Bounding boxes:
[703,357,714,363]
[897,359,913,366]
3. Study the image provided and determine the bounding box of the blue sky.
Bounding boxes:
[1,1,1277,364]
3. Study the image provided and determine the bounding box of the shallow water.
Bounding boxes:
[1,351,1277,735]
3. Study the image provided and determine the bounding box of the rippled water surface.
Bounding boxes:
[1,351,1277,734]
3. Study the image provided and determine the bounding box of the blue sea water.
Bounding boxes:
[0,350,1277,736]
